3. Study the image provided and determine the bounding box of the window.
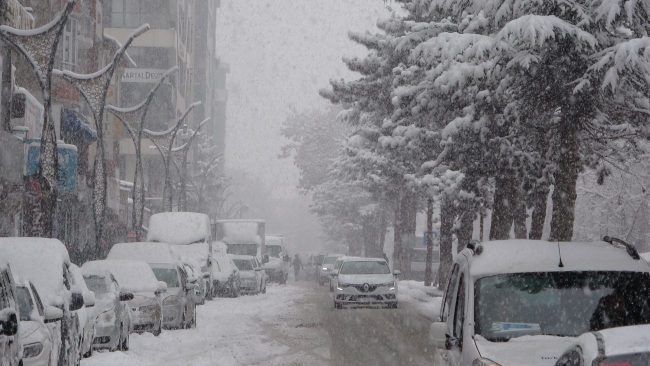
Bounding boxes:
[441,264,460,322]
[111,0,142,28]
[62,18,77,71]
[453,273,466,348]
[29,283,44,317]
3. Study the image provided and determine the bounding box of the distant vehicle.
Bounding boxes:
[82,260,165,336]
[211,253,241,298]
[428,238,650,366]
[68,264,97,359]
[230,255,267,295]
[15,280,63,366]
[148,212,214,301]
[262,235,289,284]
[215,220,265,261]
[0,261,22,366]
[319,254,345,286]
[332,257,399,309]
[555,324,650,366]
[79,267,132,352]
[0,238,92,366]
[106,242,198,329]
[410,246,439,282]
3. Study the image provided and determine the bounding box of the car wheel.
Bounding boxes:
[334,301,342,309]
[389,302,398,309]
[153,318,162,336]
[262,281,267,294]
[82,335,93,358]
[121,331,130,351]
[191,306,197,329]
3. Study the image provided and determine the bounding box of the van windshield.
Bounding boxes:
[226,244,258,256]
[84,275,109,296]
[152,268,180,288]
[475,271,650,341]
[265,245,283,258]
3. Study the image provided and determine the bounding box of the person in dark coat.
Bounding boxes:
[290,254,302,281]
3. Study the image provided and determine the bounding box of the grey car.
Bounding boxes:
[152,263,198,329]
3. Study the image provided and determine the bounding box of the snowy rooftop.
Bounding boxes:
[107,242,180,264]
[172,243,210,264]
[221,221,262,245]
[147,212,211,245]
[82,260,159,294]
[466,240,650,277]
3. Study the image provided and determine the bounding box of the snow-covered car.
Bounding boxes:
[68,264,96,359]
[15,280,64,366]
[319,254,345,286]
[261,235,289,284]
[107,242,198,329]
[148,212,214,301]
[0,238,92,366]
[555,324,650,366]
[333,257,399,309]
[82,260,165,336]
[80,267,132,352]
[428,238,650,366]
[182,262,207,305]
[230,255,267,295]
[0,261,21,366]
[211,254,240,298]
[328,256,348,292]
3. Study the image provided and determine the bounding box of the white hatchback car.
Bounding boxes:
[555,324,650,366]
[333,257,400,309]
[428,238,650,366]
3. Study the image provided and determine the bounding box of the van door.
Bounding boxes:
[435,263,461,366]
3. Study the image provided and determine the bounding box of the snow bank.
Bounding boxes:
[107,242,179,264]
[0,238,70,307]
[147,212,211,245]
[399,280,443,320]
[82,260,159,294]
[221,221,262,244]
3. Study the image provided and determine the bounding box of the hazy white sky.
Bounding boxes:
[215,0,395,198]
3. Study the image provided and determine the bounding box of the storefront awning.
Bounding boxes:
[61,109,97,145]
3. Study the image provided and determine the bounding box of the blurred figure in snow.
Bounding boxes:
[291,254,302,281]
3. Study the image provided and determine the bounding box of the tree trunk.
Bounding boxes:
[378,210,387,255]
[550,126,579,242]
[401,193,417,279]
[490,174,514,240]
[437,197,455,290]
[392,195,403,272]
[425,198,434,286]
[456,211,474,252]
[528,184,549,240]
[513,184,528,239]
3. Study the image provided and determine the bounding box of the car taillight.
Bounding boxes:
[602,363,632,366]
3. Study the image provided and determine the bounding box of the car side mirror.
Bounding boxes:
[83,291,95,308]
[429,322,448,349]
[119,292,134,301]
[202,272,210,279]
[188,276,199,284]
[69,292,84,311]
[156,281,168,294]
[44,306,64,323]
[186,283,198,290]
[393,270,401,276]
[0,309,18,336]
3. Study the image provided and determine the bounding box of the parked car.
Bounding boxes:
[148,212,214,301]
[82,260,165,336]
[211,253,240,298]
[106,242,197,329]
[68,264,96,359]
[332,257,399,309]
[428,238,650,366]
[0,261,22,366]
[230,255,266,295]
[0,238,92,366]
[319,254,345,286]
[328,256,349,292]
[80,267,133,352]
[15,280,64,366]
[262,235,289,284]
[181,262,206,305]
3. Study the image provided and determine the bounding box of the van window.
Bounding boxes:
[453,273,466,347]
[441,264,460,322]
[16,286,34,321]
[30,283,44,316]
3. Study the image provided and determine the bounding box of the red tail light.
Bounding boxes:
[602,363,632,366]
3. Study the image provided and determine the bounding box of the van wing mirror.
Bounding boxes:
[429,322,448,349]
[156,281,168,294]
[44,306,64,323]
[83,291,95,308]
[202,272,211,279]
[119,292,134,301]
[0,309,18,336]
[69,292,84,311]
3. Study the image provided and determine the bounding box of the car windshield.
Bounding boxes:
[152,269,180,288]
[475,271,650,341]
[334,260,344,270]
[226,244,258,257]
[340,261,391,275]
[232,259,253,271]
[15,286,33,321]
[83,275,109,296]
[265,246,282,258]
[323,257,337,265]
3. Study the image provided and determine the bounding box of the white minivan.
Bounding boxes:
[429,238,650,366]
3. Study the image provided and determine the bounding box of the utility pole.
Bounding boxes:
[424,197,434,286]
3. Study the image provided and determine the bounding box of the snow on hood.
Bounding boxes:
[221,221,262,244]
[600,324,650,356]
[474,335,576,366]
[0,238,70,307]
[147,212,211,245]
[107,242,180,264]
[19,320,40,341]
[172,244,210,265]
[82,260,160,294]
[338,273,394,284]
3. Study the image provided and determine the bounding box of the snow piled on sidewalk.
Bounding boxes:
[399,280,443,320]
[81,284,317,366]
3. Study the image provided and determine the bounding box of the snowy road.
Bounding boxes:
[81,279,435,366]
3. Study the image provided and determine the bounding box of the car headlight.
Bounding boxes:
[163,295,180,306]
[98,309,116,326]
[336,282,350,290]
[381,281,396,290]
[472,358,501,366]
[322,267,328,270]
[23,342,44,358]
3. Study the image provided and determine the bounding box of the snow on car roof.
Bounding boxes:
[82,260,159,294]
[172,243,210,264]
[107,242,180,264]
[342,257,384,262]
[0,238,70,307]
[147,212,211,245]
[599,324,650,356]
[467,240,650,277]
[221,221,262,245]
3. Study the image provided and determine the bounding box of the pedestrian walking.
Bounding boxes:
[290,254,303,281]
